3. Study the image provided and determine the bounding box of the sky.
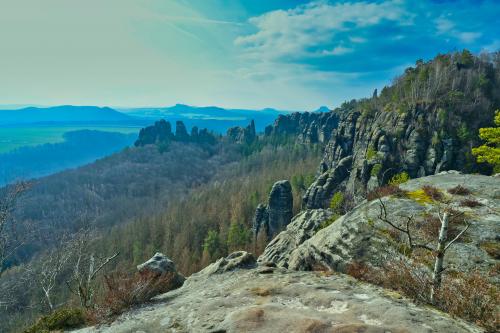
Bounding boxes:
[0,0,499,110]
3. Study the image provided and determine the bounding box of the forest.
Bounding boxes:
[0,131,322,332]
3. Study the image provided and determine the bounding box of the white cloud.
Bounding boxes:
[435,16,454,34]
[435,15,481,44]
[458,32,482,43]
[349,37,367,43]
[235,0,413,60]
[322,46,354,56]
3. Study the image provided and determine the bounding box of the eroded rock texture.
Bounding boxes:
[75,265,482,333]
[261,173,500,284]
[253,180,293,240]
[227,120,257,144]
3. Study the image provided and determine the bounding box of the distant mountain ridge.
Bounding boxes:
[118,104,290,120]
[0,105,134,125]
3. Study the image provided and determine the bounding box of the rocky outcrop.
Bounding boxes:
[135,120,218,147]
[258,209,334,267]
[253,180,293,240]
[174,121,189,141]
[265,111,340,144]
[265,54,499,208]
[303,155,352,209]
[227,120,256,144]
[194,251,257,276]
[134,119,173,146]
[260,173,500,283]
[74,266,482,333]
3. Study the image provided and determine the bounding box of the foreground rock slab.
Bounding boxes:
[74,268,481,333]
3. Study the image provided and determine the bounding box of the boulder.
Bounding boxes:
[137,252,177,275]
[137,252,186,287]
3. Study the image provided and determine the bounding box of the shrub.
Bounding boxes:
[366,185,408,201]
[436,272,499,332]
[371,163,382,177]
[418,213,463,241]
[346,260,499,332]
[381,260,431,304]
[421,185,443,201]
[388,172,410,186]
[366,147,377,160]
[346,261,374,282]
[480,241,500,260]
[24,308,87,333]
[319,214,340,230]
[459,198,483,208]
[92,271,179,321]
[329,192,345,212]
[448,185,472,195]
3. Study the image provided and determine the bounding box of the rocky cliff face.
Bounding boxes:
[265,52,499,209]
[264,111,340,144]
[253,180,293,240]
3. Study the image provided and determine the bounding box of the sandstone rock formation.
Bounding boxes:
[258,209,334,267]
[227,120,256,144]
[265,111,340,144]
[253,180,293,240]
[174,121,189,141]
[194,251,257,276]
[261,173,499,283]
[135,120,218,147]
[264,54,499,208]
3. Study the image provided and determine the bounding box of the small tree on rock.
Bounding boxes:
[378,199,469,304]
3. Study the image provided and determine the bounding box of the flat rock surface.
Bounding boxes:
[74,268,481,333]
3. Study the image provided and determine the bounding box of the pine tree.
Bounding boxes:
[472,110,500,173]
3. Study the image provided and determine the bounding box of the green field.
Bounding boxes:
[0,126,141,153]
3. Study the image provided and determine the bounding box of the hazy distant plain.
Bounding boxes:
[0,125,141,153]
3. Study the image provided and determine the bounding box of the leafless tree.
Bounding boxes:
[66,228,119,309]
[378,198,469,304]
[0,182,31,278]
[25,237,72,311]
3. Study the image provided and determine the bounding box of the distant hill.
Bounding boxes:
[118,104,294,132]
[0,105,134,125]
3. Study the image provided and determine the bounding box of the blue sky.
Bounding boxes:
[0,0,498,110]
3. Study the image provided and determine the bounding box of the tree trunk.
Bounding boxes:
[431,212,448,304]
[43,287,53,311]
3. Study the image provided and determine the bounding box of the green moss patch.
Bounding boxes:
[24,308,87,333]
